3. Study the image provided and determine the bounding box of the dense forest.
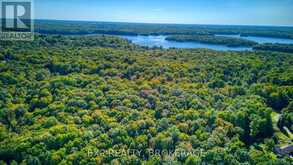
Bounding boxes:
[253,43,293,53]
[35,20,293,39]
[166,35,257,47]
[0,34,292,164]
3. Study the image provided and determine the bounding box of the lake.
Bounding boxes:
[120,35,252,51]
[119,34,293,51]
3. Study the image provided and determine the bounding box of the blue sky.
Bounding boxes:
[35,0,293,25]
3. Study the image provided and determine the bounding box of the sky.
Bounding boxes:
[35,0,293,26]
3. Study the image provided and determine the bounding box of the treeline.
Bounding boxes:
[166,35,258,47]
[0,34,138,50]
[253,43,293,53]
[0,34,292,164]
[34,20,293,39]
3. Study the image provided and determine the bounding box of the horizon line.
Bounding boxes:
[34,18,293,28]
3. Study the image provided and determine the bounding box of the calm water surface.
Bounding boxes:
[120,35,252,51]
[119,34,293,51]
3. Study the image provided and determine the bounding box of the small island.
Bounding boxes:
[166,34,258,47]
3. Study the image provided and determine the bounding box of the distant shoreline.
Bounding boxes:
[34,19,293,28]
